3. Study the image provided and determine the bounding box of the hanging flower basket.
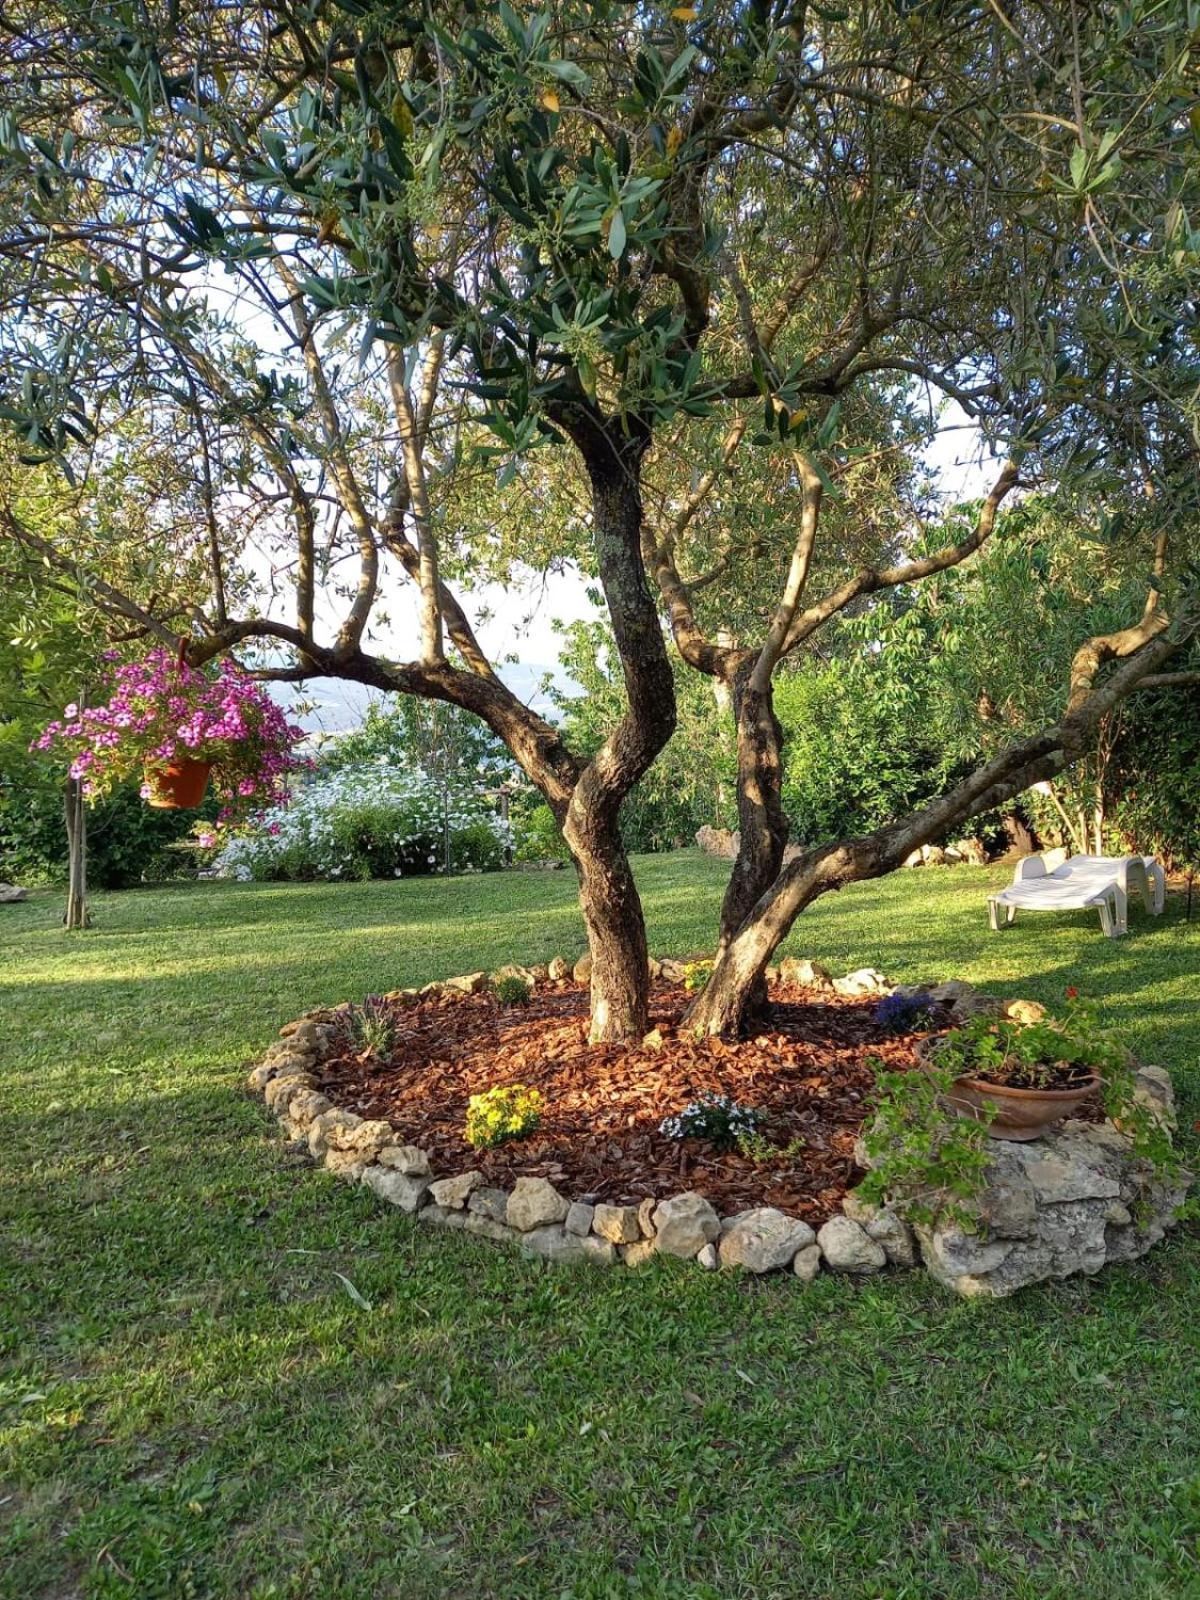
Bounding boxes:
[34,645,306,826]
[143,758,213,810]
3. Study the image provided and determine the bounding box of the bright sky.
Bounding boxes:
[288,404,1001,738]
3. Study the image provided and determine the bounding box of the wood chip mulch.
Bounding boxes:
[314,980,950,1226]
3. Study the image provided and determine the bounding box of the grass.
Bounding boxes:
[1,853,1198,1600]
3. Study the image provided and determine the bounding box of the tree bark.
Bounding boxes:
[687,617,1187,1035]
[63,776,90,930]
[713,657,790,1021]
[556,422,677,1041]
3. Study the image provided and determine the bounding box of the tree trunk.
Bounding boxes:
[63,777,90,930]
[564,805,652,1043]
[554,420,675,1043]
[709,659,790,1023]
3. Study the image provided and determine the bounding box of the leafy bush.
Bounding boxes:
[857,1059,996,1227]
[659,1092,763,1150]
[510,796,571,863]
[211,765,509,881]
[465,1084,544,1149]
[492,974,531,1005]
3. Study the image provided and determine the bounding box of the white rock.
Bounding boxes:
[520,1225,615,1266]
[362,1165,431,1213]
[865,1209,917,1268]
[429,1170,482,1210]
[652,1192,721,1258]
[719,1208,816,1273]
[506,1176,570,1232]
[816,1215,887,1272]
[792,1244,822,1282]
[378,1144,431,1176]
[833,968,893,998]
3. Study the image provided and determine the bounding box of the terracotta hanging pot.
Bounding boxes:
[143,757,212,809]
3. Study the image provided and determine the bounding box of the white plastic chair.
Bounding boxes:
[988,853,1165,938]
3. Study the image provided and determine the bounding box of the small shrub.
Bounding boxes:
[465,1084,544,1149]
[345,994,398,1058]
[735,1128,808,1164]
[682,959,713,993]
[659,1091,762,1150]
[874,991,935,1035]
[493,974,531,1006]
[857,1058,996,1227]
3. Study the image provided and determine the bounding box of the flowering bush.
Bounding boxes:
[465,1084,544,1149]
[874,991,936,1035]
[33,647,305,819]
[210,763,510,881]
[659,1092,763,1150]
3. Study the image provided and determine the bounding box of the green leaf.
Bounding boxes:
[607,207,627,260]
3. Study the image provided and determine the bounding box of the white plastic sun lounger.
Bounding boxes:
[988,852,1165,938]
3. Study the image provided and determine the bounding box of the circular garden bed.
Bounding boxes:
[249,957,1188,1297]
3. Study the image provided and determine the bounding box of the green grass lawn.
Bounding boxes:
[2,854,1198,1600]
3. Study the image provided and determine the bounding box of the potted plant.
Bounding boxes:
[34,646,305,818]
[914,993,1121,1140]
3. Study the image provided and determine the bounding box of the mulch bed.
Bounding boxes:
[315,980,952,1226]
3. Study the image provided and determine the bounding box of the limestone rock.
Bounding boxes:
[462,1212,515,1244]
[792,1244,823,1282]
[921,844,948,867]
[362,1165,431,1213]
[652,1192,721,1258]
[927,980,974,1003]
[719,1208,816,1273]
[0,882,28,902]
[1001,998,1047,1026]
[816,1215,887,1272]
[949,993,1005,1024]
[865,1210,917,1268]
[572,953,593,985]
[283,1089,331,1134]
[323,1149,368,1183]
[548,956,569,981]
[520,1225,616,1266]
[695,824,739,859]
[333,1118,393,1160]
[418,1203,467,1231]
[308,1107,362,1160]
[378,1144,431,1176]
[469,1186,511,1224]
[592,1203,642,1245]
[833,968,893,998]
[247,1061,278,1091]
[696,1242,719,1270]
[506,1176,570,1232]
[263,1072,316,1115]
[429,1170,482,1210]
[779,956,833,989]
[443,971,487,995]
[638,1196,658,1237]
[840,1188,878,1225]
[910,1108,1188,1297]
[620,1238,659,1267]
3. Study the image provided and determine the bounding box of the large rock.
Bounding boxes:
[362,1165,431,1213]
[308,1107,362,1160]
[816,1216,887,1272]
[520,1225,616,1266]
[719,1208,816,1273]
[865,1209,917,1268]
[0,882,28,903]
[572,954,593,985]
[506,1177,570,1232]
[592,1203,642,1245]
[909,1087,1188,1297]
[469,1186,511,1224]
[778,956,833,989]
[283,1089,332,1135]
[652,1192,721,1258]
[833,968,893,998]
[695,825,739,859]
[429,1170,482,1210]
[378,1144,431,1176]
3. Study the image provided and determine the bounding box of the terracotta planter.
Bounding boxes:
[916,1035,1099,1142]
[143,758,212,809]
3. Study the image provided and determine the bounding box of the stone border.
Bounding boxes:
[247,962,1187,1298]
